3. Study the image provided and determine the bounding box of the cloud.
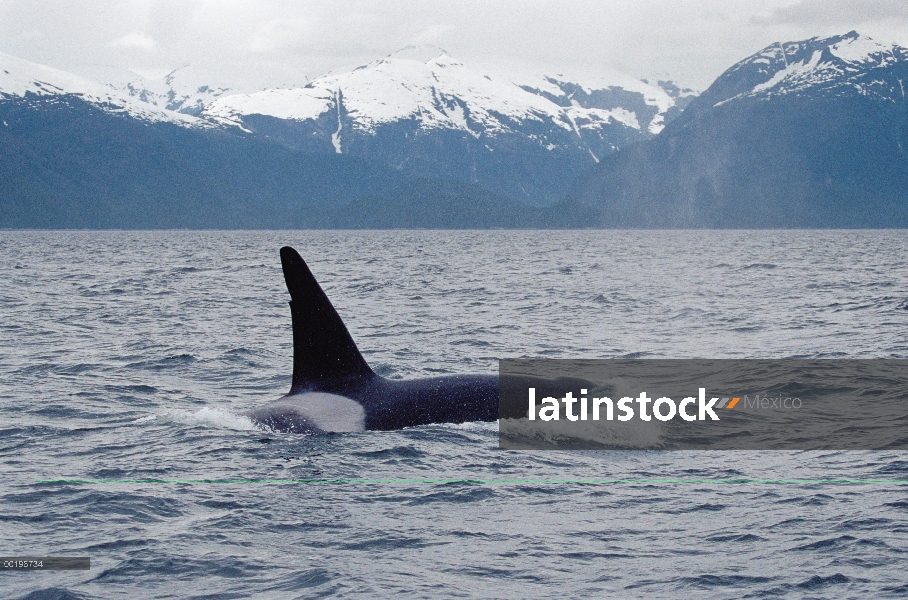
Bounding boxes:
[247,18,309,53]
[410,25,454,47]
[109,31,156,51]
[755,0,908,26]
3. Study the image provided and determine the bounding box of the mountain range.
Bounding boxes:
[1,32,905,228]
[0,46,692,227]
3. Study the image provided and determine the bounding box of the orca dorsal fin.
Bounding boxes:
[280,247,374,392]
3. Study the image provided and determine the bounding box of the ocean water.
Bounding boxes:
[2,229,908,599]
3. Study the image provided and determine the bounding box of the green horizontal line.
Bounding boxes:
[35,478,908,485]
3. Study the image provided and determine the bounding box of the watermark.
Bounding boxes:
[1,557,89,570]
[526,389,801,422]
[499,359,908,450]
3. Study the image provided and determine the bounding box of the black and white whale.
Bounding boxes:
[249,247,588,433]
[247,247,503,433]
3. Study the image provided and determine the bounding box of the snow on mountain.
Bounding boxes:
[104,65,232,116]
[513,68,681,134]
[706,32,908,107]
[200,52,695,204]
[204,53,685,147]
[0,52,206,126]
[206,54,564,136]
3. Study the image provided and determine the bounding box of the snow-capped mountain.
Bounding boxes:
[570,32,908,227]
[0,48,698,210]
[0,51,205,126]
[697,31,907,108]
[203,53,692,204]
[0,50,550,229]
[205,54,682,143]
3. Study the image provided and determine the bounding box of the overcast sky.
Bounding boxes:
[1,0,906,91]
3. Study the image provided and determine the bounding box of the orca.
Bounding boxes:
[247,247,501,433]
[248,247,589,433]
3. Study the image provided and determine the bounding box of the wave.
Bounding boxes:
[131,406,260,431]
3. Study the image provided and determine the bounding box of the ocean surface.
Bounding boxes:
[2,229,908,599]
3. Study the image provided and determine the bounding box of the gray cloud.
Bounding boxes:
[757,0,908,25]
[0,0,905,92]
